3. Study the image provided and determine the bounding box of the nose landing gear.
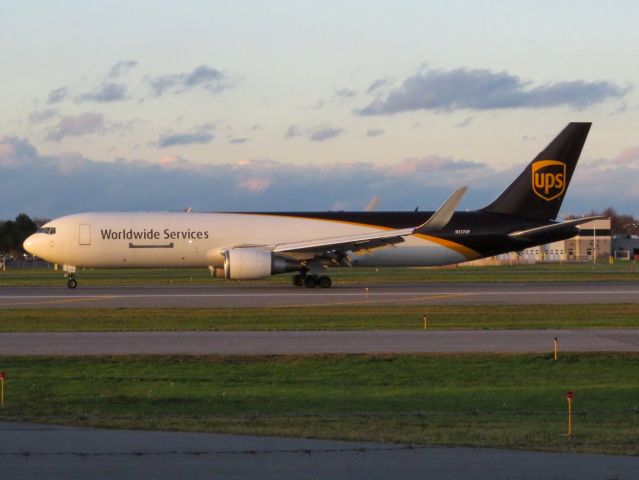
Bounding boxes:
[291,273,332,288]
[64,266,78,289]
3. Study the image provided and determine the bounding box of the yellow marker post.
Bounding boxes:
[554,337,558,361]
[566,390,573,436]
[0,371,5,408]
[423,314,428,330]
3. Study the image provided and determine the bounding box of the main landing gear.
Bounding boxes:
[292,273,332,288]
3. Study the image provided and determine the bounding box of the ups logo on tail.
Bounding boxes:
[531,160,566,201]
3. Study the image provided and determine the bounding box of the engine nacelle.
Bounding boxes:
[223,248,299,280]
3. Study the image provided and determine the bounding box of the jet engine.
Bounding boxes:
[219,248,300,280]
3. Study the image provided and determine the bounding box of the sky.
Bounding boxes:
[1,0,639,219]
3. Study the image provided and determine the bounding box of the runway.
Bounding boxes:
[1,329,638,355]
[1,281,639,308]
[2,422,637,480]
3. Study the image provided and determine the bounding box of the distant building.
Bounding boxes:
[612,235,639,260]
[466,218,612,265]
[562,218,611,261]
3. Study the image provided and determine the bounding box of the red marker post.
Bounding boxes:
[566,390,573,436]
[0,371,5,408]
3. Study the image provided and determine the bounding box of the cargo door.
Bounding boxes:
[79,224,91,245]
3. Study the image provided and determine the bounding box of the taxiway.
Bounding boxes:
[1,422,636,480]
[1,329,637,355]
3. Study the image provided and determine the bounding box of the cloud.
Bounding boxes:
[366,128,384,137]
[455,116,475,128]
[0,135,38,167]
[390,156,484,178]
[45,113,106,141]
[616,146,639,165]
[77,83,128,103]
[47,87,68,104]
[0,134,504,218]
[147,65,229,96]
[356,67,630,115]
[367,78,390,93]
[108,60,138,78]
[309,127,343,142]
[4,135,639,220]
[28,109,58,124]
[238,177,271,193]
[230,138,248,144]
[157,126,214,148]
[44,63,135,106]
[285,125,302,139]
[285,125,344,142]
[334,88,356,98]
[158,154,190,168]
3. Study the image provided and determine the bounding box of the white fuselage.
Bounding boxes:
[24,212,474,270]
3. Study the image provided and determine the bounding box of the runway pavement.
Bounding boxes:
[1,329,638,355]
[1,422,637,480]
[1,281,639,308]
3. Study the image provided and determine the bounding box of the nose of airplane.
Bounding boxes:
[23,234,40,256]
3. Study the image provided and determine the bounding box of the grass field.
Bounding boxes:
[2,261,639,287]
[0,353,637,455]
[1,304,639,331]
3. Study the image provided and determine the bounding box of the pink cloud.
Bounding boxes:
[0,137,18,167]
[390,155,483,177]
[56,154,87,176]
[238,177,271,193]
[159,154,189,167]
[235,158,281,170]
[616,146,639,165]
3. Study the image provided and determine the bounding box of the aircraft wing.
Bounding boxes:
[272,187,468,256]
[509,216,606,240]
[272,226,414,255]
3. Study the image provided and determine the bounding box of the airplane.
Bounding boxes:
[24,122,602,289]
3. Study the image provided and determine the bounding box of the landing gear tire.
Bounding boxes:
[304,275,318,288]
[292,274,305,287]
[318,275,332,288]
[67,278,78,289]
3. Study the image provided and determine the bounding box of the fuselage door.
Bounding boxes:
[79,224,91,246]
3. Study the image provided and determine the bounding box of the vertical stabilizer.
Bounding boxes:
[481,122,591,220]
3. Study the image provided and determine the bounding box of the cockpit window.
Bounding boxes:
[36,227,56,235]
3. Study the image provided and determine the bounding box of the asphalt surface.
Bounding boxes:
[1,422,637,480]
[1,329,638,355]
[1,281,639,308]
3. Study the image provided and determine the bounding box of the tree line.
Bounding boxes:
[0,214,38,254]
[567,208,639,235]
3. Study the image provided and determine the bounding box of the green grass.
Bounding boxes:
[2,261,639,286]
[1,304,639,331]
[0,354,637,455]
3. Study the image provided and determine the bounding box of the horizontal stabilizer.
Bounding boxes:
[364,196,380,212]
[509,216,606,240]
[414,187,468,234]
